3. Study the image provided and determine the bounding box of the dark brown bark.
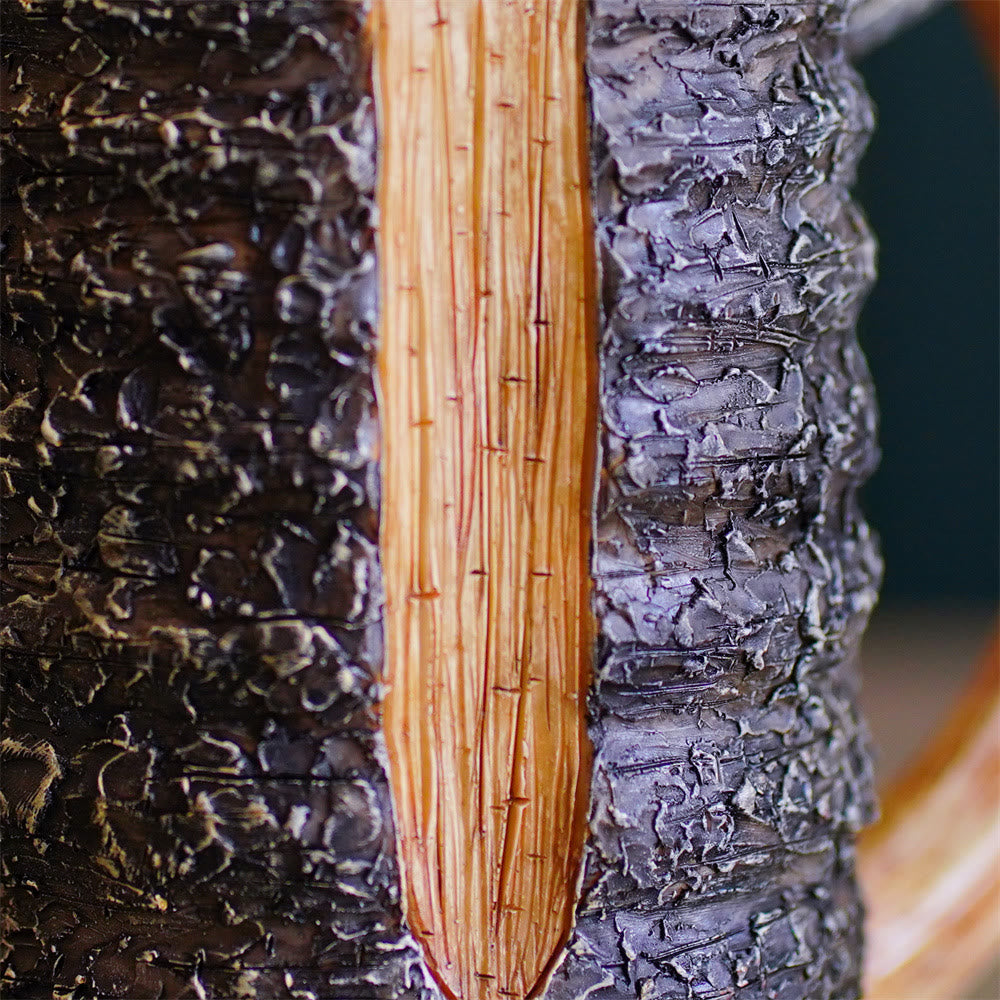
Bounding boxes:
[2,2,430,997]
[3,2,879,998]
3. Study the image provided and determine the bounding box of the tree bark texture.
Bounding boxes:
[2,2,879,998]
[548,3,880,996]
[2,3,431,997]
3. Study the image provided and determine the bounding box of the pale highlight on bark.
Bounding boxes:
[372,2,595,998]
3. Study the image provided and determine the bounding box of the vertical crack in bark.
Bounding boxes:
[374,2,596,997]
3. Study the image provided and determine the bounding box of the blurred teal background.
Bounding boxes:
[855,13,998,994]
[856,2,999,607]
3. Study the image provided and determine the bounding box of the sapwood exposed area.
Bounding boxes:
[374,1,595,996]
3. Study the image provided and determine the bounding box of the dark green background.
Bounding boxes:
[856,3,999,606]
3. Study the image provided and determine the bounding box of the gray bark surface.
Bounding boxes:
[2,2,879,998]
[547,2,880,997]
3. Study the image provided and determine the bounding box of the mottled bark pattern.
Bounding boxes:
[1,2,434,997]
[547,2,879,997]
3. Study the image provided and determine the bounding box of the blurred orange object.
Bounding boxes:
[861,624,1000,999]
[962,0,1000,81]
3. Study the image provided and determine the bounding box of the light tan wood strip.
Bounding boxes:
[372,3,595,997]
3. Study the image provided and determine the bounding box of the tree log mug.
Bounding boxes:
[2,2,997,999]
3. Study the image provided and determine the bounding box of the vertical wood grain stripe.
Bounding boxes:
[373,2,595,998]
